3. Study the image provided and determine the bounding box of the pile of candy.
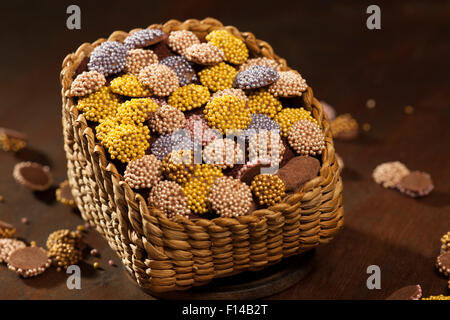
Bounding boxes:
[71,27,326,221]
[372,161,434,198]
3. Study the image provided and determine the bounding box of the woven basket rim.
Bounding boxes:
[60,17,334,228]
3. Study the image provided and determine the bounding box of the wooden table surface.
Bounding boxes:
[0,0,449,300]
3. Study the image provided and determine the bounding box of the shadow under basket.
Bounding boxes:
[60,17,344,293]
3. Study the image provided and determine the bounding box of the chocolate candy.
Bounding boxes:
[13,162,52,191]
[233,66,279,90]
[396,171,434,198]
[386,285,422,300]
[276,156,320,192]
[124,29,165,50]
[7,246,51,278]
[0,127,27,152]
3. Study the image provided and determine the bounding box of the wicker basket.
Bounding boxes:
[60,18,344,293]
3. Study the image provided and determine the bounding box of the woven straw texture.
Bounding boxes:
[60,18,344,292]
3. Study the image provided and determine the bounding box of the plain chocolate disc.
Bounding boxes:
[13,162,52,191]
[8,246,49,270]
[386,285,422,300]
[59,182,75,202]
[437,252,450,272]
[398,171,433,193]
[276,156,320,192]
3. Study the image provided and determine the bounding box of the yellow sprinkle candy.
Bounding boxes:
[117,98,159,125]
[182,165,223,215]
[103,123,150,163]
[77,87,121,123]
[274,107,318,137]
[198,62,237,92]
[168,84,210,111]
[206,30,249,65]
[110,74,152,97]
[247,90,282,119]
[422,294,450,300]
[204,95,251,134]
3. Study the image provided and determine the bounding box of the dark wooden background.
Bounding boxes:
[0,0,449,299]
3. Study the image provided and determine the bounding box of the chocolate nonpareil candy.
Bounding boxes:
[276,156,320,192]
[0,220,16,238]
[0,239,26,263]
[0,127,27,152]
[396,171,434,198]
[386,285,422,300]
[56,180,76,207]
[13,161,52,191]
[7,246,51,278]
[436,251,450,276]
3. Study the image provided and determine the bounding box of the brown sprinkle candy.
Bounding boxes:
[330,114,359,140]
[208,176,252,218]
[13,161,52,191]
[148,180,190,220]
[372,161,410,189]
[288,120,325,156]
[149,104,186,135]
[0,127,27,152]
[138,63,179,96]
[167,30,200,55]
[7,246,51,278]
[55,180,76,207]
[0,239,26,263]
[124,154,162,189]
[268,71,307,97]
[125,49,158,76]
[436,251,450,277]
[69,70,106,97]
[184,43,225,65]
